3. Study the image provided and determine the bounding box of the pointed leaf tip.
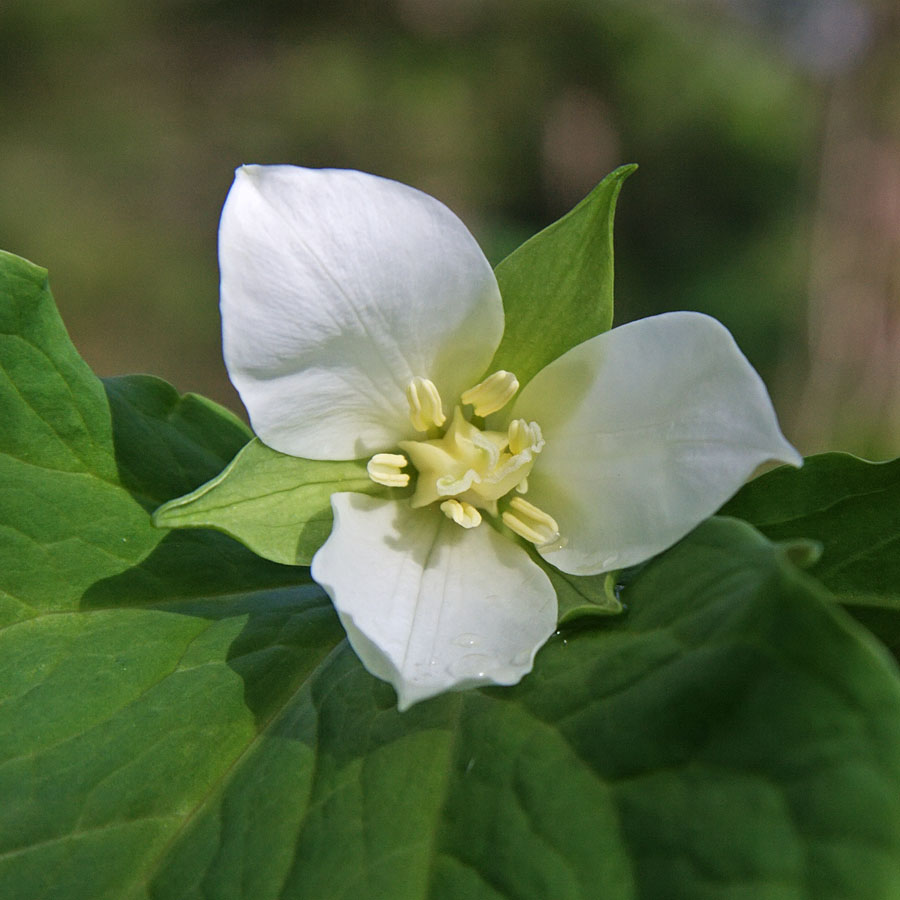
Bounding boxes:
[490,164,637,387]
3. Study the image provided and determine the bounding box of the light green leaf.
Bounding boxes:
[489,164,636,388]
[6,251,900,899]
[720,453,900,652]
[0,250,150,624]
[154,438,391,566]
[0,249,300,621]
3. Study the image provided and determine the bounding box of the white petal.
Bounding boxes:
[511,312,803,575]
[311,494,557,710]
[220,166,503,459]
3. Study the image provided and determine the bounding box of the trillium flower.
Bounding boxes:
[219,164,802,710]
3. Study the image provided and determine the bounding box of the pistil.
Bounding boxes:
[365,371,560,547]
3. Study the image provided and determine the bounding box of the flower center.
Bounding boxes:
[366,372,560,547]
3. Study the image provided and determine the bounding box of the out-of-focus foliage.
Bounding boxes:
[0,0,897,455]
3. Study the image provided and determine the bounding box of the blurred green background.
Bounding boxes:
[1,0,898,457]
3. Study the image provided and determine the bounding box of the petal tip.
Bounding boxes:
[782,443,805,469]
[231,163,265,187]
[313,494,556,711]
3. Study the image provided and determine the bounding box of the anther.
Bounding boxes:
[406,377,446,432]
[502,496,560,547]
[367,453,410,487]
[440,499,482,529]
[508,419,544,455]
[461,370,519,417]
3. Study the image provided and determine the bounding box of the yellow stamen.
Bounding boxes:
[406,377,446,431]
[461,370,519,417]
[502,496,560,547]
[381,370,551,530]
[367,453,410,487]
[440,498,482,529]
[400,407,537,509]
[508,419,544,455]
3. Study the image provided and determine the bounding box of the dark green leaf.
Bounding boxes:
[720,452,900,604]
[5,251,900,899]
[721,453,900,652]
[489,164,636,389]
[103,373,251,508]
[14,517,900,900]
[0,249,321,897]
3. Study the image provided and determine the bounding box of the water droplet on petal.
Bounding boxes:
[452,633,480,648]
[512,652,531,667]
[413,661,436,679]
[448,653,494,679]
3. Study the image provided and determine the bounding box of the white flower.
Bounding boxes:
[219,164,802,710]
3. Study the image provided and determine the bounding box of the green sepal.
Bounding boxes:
[153,438,393,566]
[554,570,624,624]
[528,550,624,624]
[488,164,637,389]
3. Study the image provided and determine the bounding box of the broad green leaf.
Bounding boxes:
[489,164,636,388]
[721,452,900,605]
[154,438,391,566]
[720,453,900,652]
[6,250,900,899]
[102,373,251,508]
[0,250,132,625]
[0,249,318,897]
[9,512,900,899]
